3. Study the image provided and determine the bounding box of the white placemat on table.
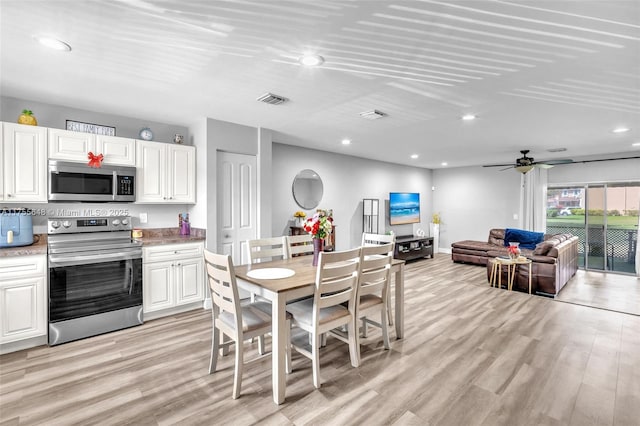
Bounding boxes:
[246,268,295,280]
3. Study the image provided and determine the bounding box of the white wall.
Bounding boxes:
[432,166,521,251]
[204,118,271,251]
[272,143,433,251]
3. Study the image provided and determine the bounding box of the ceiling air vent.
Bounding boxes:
[359,109,387,120]
[257,92,289,105]
[547,147,567,153]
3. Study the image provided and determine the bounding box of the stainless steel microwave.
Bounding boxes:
[48,160,136,202]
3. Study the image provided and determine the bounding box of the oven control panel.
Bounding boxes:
[48,216,132,234]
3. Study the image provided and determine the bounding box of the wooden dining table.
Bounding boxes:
[234,255,405,404]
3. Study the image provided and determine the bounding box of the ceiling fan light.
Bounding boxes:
[515,165,534,174]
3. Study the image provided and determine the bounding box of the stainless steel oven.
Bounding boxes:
[48,160,135,202]
[47,216,143,345]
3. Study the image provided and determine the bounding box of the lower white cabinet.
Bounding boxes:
[0,255,47,346]
[143,242,204,315]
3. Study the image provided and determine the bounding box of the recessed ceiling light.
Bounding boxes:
[299,54,324,67]
[632,142,640,147]
[410,154,419,159]
[441,162,448,166]
[612,127,630,133]
[461,114,476,121]
[341,139,351,145]
[34,35,72,51]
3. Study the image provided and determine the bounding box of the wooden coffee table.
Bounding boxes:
[489,257,533,294]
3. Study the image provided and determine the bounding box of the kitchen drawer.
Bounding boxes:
[143,242,204,263]
[0,255,46,280]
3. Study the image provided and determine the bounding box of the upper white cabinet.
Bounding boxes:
[1,122,48,203]
[136,140,195,203]
[48,128,135,166]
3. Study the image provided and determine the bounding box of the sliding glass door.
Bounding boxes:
[547,182,639,274]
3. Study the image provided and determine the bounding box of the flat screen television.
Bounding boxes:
[389,192,420,225]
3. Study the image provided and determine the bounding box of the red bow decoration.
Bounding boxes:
[87,152,104,168]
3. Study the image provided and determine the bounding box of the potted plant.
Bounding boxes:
[430,213,441,255]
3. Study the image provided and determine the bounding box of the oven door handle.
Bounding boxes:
[49,250,142,267]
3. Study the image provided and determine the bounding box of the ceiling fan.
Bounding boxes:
[483,150,573,173]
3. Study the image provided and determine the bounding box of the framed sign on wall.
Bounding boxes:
[66,120,116,136]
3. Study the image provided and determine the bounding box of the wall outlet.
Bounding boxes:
[139,212,148,224]
[513,213,518,220]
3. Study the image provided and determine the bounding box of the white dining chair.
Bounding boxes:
[286,234,314,257]
[361,232,396,326]
[286,247,361,388]
[245,236,288,302]
[246,236,288,264]
[204,250,291,399]
[357,243,393,352]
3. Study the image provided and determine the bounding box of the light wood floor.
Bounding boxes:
[1,254,639,425]
[556,270,640,316]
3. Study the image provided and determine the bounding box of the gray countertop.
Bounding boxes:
[0,228,206,257]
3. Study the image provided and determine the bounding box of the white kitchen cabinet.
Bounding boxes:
[0,255,47,346]
[136,141,195,203]
[48,128,135,166]
[143,242,204,316]
[1,122,48,203]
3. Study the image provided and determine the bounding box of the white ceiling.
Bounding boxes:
[1,0,639,169]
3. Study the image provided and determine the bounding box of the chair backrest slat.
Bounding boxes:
[359,243,393,298]
[247,237,288,264]
[313,248,361,320]
[204,250,241,328]
[362,232,395,247]
[286,234,314,257]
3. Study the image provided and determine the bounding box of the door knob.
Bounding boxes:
[225,234,230,238]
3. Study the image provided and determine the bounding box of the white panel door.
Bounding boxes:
[136,140,166,203]
[95,135,136,166]
[3,123,47,202]
[167,144,195,203]
[217,152,257,266]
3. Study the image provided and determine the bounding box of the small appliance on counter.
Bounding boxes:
[0,208,34,248]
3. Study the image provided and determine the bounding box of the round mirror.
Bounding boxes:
[292,169,323,210]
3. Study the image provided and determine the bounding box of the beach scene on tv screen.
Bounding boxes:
[390,192,420,225]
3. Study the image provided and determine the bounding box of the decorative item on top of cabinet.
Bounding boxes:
[139,127,153,141]
[136,140,196,204]
[173,134,184,144]
[48,128,135,166]
[1,122,48,203]
[17,109,37,126]
[66,120,116,136]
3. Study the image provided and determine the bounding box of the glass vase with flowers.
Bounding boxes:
[507,242,521,260]
[303,212,333,266]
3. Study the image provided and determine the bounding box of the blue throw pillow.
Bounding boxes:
[504,228,545,250]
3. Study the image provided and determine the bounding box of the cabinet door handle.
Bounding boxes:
[6,194,12,198]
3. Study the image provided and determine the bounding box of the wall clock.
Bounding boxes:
[139,127,153,141]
